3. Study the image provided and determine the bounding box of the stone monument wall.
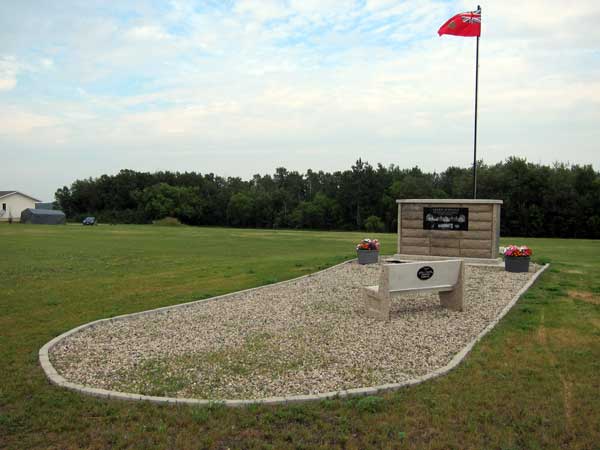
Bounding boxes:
[396,199,502,259]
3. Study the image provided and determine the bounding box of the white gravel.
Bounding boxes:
[50,261,534,400]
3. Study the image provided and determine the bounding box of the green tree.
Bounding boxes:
[364,215,385,232]
[54,158,600,238]
[227,193,255,227]
[133,183,204,224]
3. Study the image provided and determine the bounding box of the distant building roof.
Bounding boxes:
[22,208,65,216]
[0,191,42,202]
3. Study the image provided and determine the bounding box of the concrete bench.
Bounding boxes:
[363,260,464,321]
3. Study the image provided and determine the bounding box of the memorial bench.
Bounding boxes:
[363,260,464,321]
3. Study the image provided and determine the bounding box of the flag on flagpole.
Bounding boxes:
[438,7,481,37]
[438,6,482,198]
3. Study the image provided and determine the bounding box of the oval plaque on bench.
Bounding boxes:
[417,266,434,280]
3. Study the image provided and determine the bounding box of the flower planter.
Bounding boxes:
[357,249,379,265]
[505,256,530,273]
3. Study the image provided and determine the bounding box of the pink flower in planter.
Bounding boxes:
[503,245,532,257]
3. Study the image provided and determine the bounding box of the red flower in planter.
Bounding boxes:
[503,245,532,257]
[356,239,380,251]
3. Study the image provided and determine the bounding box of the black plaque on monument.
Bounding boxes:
[423,207,469,231]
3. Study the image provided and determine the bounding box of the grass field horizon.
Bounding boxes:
[1,224,599,449]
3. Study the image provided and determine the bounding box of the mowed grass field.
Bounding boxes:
[1,224,599,449]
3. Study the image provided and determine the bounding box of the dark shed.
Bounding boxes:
[20,208,66,225]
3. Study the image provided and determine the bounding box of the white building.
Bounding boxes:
[0,191,42,222]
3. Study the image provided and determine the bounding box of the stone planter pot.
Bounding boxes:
[357,249,379,265]
[505,256,530,273]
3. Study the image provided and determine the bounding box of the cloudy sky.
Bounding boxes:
[1,0,599,200]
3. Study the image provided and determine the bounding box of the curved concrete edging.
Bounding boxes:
[39,261,550,407]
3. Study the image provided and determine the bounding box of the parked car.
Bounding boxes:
[82,217,96,226]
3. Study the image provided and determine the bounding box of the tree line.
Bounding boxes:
[54,157,600,238]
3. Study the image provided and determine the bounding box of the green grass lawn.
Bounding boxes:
[1,224,599,449]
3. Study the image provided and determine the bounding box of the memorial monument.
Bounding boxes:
[396,199,502,260]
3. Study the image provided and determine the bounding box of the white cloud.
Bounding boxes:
[234,0,290,22]
[0,78,16,91]
[40,57,54,69]
[0,108,60,134]
[126,25,171,41]
[0,56,20,91]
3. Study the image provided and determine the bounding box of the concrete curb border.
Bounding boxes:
[39,261,550,407]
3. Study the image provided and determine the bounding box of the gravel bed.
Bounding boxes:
[50,262,534,400]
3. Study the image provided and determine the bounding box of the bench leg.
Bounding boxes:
[363,289,391,321]
[439,288,463,312]
[438,261,464,312]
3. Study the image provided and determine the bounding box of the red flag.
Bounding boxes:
[438,7,481,37]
